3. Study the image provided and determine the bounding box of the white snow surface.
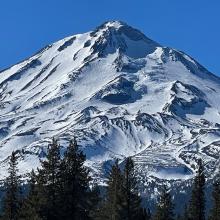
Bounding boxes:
[0,21,220,188]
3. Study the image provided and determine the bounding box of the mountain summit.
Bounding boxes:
[0,21,220,192]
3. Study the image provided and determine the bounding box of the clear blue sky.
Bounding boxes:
[0,0,219,75]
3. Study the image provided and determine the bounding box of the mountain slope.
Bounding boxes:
[0,21,220,191]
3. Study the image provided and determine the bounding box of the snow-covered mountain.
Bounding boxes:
[0,21,220,192]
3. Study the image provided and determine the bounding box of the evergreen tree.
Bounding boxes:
[99,160,125,220]
[209,180,220,220]
[182,204,190,220]
[38,138,62,220]
[176,214,181,220]
[60,138,92,220]
[123,157,142,220]
[188,159,206,220]
[153,185,175,220]
[138,207,151,220]
[145,208,152,220]
[2,151,22,220]
[18,170,42,220]
[88,184,102,220]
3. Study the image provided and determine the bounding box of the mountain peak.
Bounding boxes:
[94,20,154,41]
[90,20,160,58]
[102,20,126,29]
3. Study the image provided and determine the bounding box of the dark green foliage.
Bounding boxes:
[176,205,190,220]
[14,138,96,220]
[153,185,175,220]
[60,138,92,219]
[18,170,42,220]
[182,205,190,220]
[96,158,144,220]
[99,160,125,220]
[2,151,22,220]
[123,157,142,220]
[188,159,206,220]
[38,138,62,220]
[209,180,220,220]
[88,185,102,220]
[176,214,181,220]
[138,207,151,220]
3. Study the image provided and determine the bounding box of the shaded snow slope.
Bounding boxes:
[0,21,220,192]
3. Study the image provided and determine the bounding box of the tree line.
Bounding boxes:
[0,138,219,220]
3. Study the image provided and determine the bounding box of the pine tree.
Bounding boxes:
[209,180,220,220]
[123,157,142,220]
[138,207,151,220]
[60,138,92,220]
[2,151,22,220]
[182,204,189,220]
[38,138,62,220]
[99,160,125,220]
[145,208,152,220]
[188,159,206,220]
[18,170,42,220]
[88,184,102,220]
[153,185,175,220]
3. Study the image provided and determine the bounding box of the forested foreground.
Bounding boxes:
[0,138,219,220]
